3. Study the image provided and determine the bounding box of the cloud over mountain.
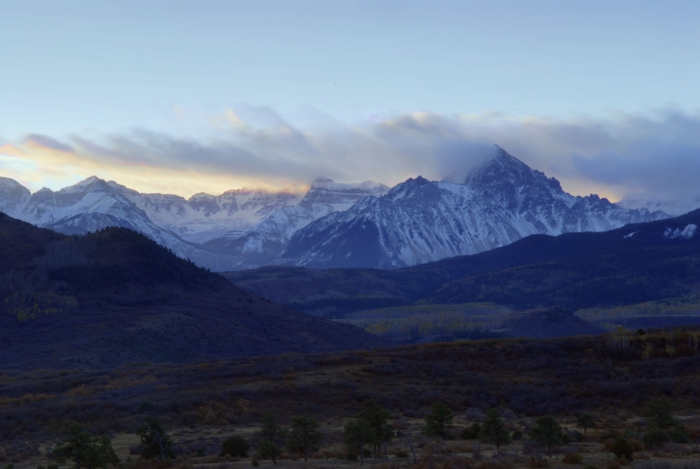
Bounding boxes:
[1,108,700,203]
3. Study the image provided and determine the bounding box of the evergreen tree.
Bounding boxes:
[576,413,596,434]
[286,415,322,462]
[220,435,249,457]
[644,398,676,430]
[53,423,117,469]
[356,399,393,458]
[461,422,481,440]
[643,398,687,447]
[611,438,633,461]
[136,417,175,460]
[258,411,286,446]
[343,419,374,464]
[529,416,566,458]
[422,402,454,439]
[478,409,511,454]
[254,411,286,464]
[96,435,119,466]
[257,440,282,465]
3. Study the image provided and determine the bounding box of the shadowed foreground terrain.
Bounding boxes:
[0,213,383,369]
[2,330,700,468]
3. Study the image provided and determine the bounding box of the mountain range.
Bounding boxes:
[0,146,669,271]
[0,176,387,270]
[278,148,668,268]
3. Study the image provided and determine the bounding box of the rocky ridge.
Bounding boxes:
[277,148,669,269]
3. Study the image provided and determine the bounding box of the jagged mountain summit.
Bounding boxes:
[0,176,304,270]
[277,147,669,269]
[201,178,389,269]
[0,177,31,217]
[8,176,301,243]
[0,175,388,271]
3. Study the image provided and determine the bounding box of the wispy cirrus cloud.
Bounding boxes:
[2,107,700,206]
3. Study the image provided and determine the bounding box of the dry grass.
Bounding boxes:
[2,336,700,469]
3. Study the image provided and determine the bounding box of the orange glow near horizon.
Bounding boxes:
[1,137,626,202]
[0,140,309,198]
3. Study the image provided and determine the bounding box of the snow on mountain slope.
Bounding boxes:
[0,147,672,272]
[278,147,669,269]
[0,175,386,271]
[0,177,30,218]
[201,178,389,269]
[0,176,256,270]
[618,196,700,217]
[104,180,302,243]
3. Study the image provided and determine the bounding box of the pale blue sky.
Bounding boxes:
[1,1,700,201]
[2,0,699,139]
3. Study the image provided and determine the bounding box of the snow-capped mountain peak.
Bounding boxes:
[0,176,31,218]
[200,177,390,269]
[0,147,675,272]
[278,149,670,269]
[300,178,389,208]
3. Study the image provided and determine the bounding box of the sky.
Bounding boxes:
[1,0,700,203]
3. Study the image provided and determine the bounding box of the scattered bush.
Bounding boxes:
[219,435,249,458]
[257,440,282,464]
[461,422,481,439]
[611,438,633,461]
[562,453,583,464]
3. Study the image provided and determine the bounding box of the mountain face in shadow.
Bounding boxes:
[228,209,700,315]
[0,213,383,369]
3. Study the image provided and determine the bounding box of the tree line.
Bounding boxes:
[44,396,689,468]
